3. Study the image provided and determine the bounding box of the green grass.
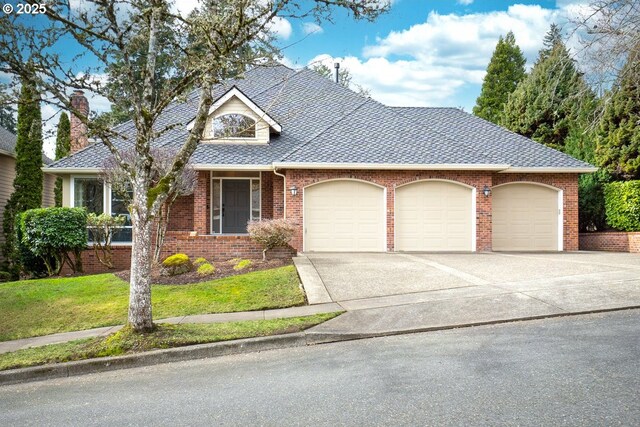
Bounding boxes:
[0,266,304,341]
[0,313,341,371]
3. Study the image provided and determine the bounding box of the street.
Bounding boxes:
[1,310,639,426]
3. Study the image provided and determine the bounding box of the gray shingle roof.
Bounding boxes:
[46,64,594,171]
[1,126,53,164]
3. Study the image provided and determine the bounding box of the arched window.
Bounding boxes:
[211,114,256,138]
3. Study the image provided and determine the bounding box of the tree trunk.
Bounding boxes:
[128,210,154,332]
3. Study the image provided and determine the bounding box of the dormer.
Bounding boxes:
[190,86,281,144]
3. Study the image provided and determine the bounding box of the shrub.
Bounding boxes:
[194,257,208,267]
[87,213,127,269]
[197,262,216,276]
[233,259,252,271]
[578,170,611,231]
[0,271,11,283]
[18,207,88,276]
[162,253,193,276]
[247,219,296,260]
[604,181,640,231]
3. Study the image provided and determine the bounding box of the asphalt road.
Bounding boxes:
[1,310,639,426]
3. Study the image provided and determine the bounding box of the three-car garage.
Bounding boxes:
[302,179,562,253]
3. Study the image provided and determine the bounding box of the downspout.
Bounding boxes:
[273,168,287,219]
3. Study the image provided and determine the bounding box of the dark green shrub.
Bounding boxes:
[578,170,611,231]
[604,181,640,231]
[19,207,88,276]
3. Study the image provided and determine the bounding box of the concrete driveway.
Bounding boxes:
[296,252,640,310]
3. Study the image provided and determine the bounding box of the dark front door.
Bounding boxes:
[222,180,251,233]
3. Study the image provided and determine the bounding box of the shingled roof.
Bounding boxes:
[46,64,595,172]
[0,126,53,164]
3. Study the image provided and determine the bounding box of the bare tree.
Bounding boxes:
[0,0,387,331]
[568,0,640,94]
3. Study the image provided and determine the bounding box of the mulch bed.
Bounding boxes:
[114,258,293,285]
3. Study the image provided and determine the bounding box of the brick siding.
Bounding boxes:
[579,232,640,253]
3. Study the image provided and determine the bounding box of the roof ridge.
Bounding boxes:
[279,97,371,163]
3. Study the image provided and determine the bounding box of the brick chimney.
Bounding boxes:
[70,90,90,153]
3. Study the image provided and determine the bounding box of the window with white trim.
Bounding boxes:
[211,114,256,138]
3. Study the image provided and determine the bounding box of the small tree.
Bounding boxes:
[87,213,126,269]
[18,207,87,276]
[54,113,71,206]
[247,218,296,260]
[473,31,526,124]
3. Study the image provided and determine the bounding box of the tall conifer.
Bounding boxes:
[54,113,71,206]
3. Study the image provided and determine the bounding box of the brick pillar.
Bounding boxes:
[272,173,284,219]
[193,171,208,234]
[476,175,493,251]
[70,90,90,153]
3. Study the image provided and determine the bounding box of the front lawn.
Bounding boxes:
[0,313,340,371]
[0,266,304,341]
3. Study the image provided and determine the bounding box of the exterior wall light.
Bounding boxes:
[483,185,491,197]
[290,185,298,196]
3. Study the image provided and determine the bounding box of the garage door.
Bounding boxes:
[395,180,474,251]
[304,180,385,251]
[493,183,560,251]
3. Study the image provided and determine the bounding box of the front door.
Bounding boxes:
[222,180,251,233]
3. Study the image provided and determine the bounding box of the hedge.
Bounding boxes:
[604,181,640,231]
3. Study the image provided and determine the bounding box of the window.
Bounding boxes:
[111,188,133,243]
[73,178,103,214]
[211,114,256,138]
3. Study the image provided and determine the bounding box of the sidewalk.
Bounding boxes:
[0,302,343,355]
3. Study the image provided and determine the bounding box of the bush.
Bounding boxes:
[194,257,208,267]
[247,219,296,260]
[233,259,252,271]
[604,180,640,231]
[197,262,216,276]
[87,213,127,269]
[0,271,11,283]
[162,253,193,276]
[579,170,611,231]
[18,207,88,276]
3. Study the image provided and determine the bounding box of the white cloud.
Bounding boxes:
[315,4,571,110]
[302,22,324,35]
[269,17,293,40]
[457,0,474,5]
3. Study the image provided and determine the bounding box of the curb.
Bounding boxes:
[1,305,638,386]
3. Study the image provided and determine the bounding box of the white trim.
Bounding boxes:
[273,162,510,171]
[302,178,387,252]
[44,167,101,174]
[499,167,597,173]
[0,149,16,158]
[492,181,563,251]
[393,179,476,252]
[186,87,282,133]
[192,164,273,171]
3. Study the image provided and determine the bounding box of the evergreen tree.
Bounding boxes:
[1,77,43,276]
[539,23,563,62]
[473,31,526,124]
[595,46,640,179]
[54,113,70,206]
[500,26,592,151]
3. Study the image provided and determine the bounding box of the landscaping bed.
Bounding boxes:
[114,257,292,285]
[0,313,341,371]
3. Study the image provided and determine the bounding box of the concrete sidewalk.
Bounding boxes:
[0,303,343,355]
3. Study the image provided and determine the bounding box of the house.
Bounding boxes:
[0,126,56,262]
[45,64,596,271]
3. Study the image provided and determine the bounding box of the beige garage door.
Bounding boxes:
[395,181,474,251]
[493,183,559,251]
[304,180,385,251]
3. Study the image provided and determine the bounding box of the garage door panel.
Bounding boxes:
[396,181,473,252]
[304,180,385,252]
[493,183,559,251]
